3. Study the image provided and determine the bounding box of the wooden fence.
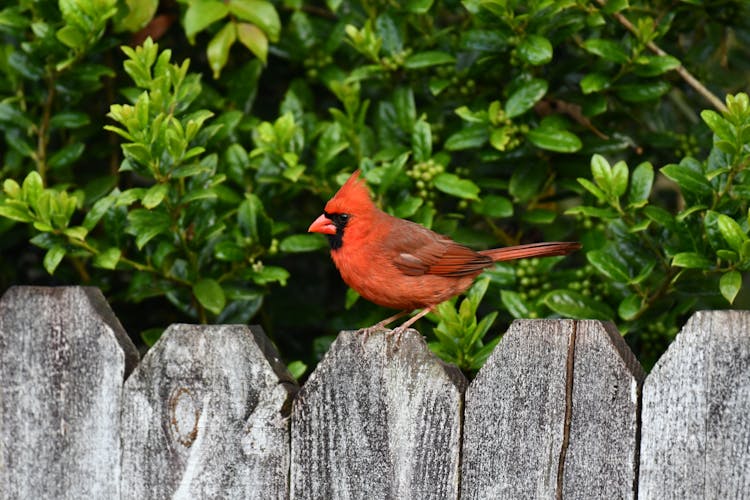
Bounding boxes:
[0,286,748,499]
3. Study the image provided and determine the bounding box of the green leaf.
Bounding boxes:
[618,294,642,321]
[184,0,229,39]
[628,162,653,207]
[56,25,86,49]
[404,51,455,69]
[63,226,88,240]
[704,210,724,250]
[509,167,545,202]
[249,265,289,285]
[616,82,671,102]
[504,78,548,119]
[565,205,618,219]
[672,252,712,269]
[0,103,33,128]
[43,245,66,274]
[517,34,552,65]
[94,247,121,269]
[3,179,20,198]
[501,290,529,318]
[543,289,612,320]
[126,209,171,249]
[576,178,607,203]
[522,209,556,224]
[701,110,735,144]
[412,120,432,163]
[207,21,237,79]
[116,0,159,32]
[280,233,328,252]
[602,0,628,13]
[49,112,90,130]
[634,55,681,77]
[661,163,712,197]
[527,126,582,153]
[140,328,163,347]
[580,73,610,94]
[193,278,226,315]
[444,124,488,150]
[287,360,308,379]
[22,171,44,206]
[393,196,423,218]
[587,249,630,282]
[720,271,742,304]
[433,173,480,200]
[214,240,245,261]
[228,0,280,41]
[238,194,272,246]
[717,249,738,262]
[583,39,629,63]
[590,154,612,193]
[405,0,434,13]
[236,22,268,63]
[473,195,513,218]
[0,203,33,223]
[142,183,169,209]
[611,160,629,198]
[644,205,676,230]
[716,213,747,252]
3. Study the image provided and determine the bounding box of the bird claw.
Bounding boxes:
[358,324,387,346]
[387,326,408,347]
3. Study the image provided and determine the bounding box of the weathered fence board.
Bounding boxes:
[639,310,750,499]
[291,329,467,499]
[0,286,138,499]
[462,319,572,499]
[3,287,750,499]
[461,319,644,500]
[120,324,296,500]
[564,320,644,498]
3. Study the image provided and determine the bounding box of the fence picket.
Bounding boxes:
[639,310,750,499]
[290,329,467,499]
[564,320,644,498]
[120,324,296,500]
[0,286,138,499]
[461,319,643,499]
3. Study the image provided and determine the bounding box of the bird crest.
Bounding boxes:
[324,170,374,215]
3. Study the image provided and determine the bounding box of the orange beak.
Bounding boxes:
[308,213,337,235]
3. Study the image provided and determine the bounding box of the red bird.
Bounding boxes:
[309,170,581,334]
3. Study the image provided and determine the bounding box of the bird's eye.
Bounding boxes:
[331,213,350,228]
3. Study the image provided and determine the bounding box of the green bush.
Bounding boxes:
[1,0,749,373]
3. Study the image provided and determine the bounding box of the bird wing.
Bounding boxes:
[388,219,492,277]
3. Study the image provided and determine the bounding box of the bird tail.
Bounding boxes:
[480,242,582,262]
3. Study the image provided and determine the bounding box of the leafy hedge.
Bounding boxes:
[1,0,749,374]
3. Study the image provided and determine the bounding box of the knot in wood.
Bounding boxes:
[169,386,200,447]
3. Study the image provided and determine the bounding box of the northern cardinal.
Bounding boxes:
[309,170,581,334]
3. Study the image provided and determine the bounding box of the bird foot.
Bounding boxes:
[386,326,409,347]
[358,324,389,345]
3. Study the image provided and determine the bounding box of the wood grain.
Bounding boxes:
[462,319,643,499]
[291,329,467,499]
[640,310,750,498]
[121,324,296,500]
[0,286,138,499]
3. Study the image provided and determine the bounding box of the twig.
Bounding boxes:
[595,0,728,113]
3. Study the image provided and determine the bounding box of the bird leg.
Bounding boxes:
[360,310,410,344]
[390,306,434,344]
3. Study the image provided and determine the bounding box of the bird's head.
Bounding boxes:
[308,170,376,250]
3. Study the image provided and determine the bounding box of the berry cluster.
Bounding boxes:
[407,159,445,202]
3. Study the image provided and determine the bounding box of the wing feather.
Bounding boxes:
[389,219,492,277]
